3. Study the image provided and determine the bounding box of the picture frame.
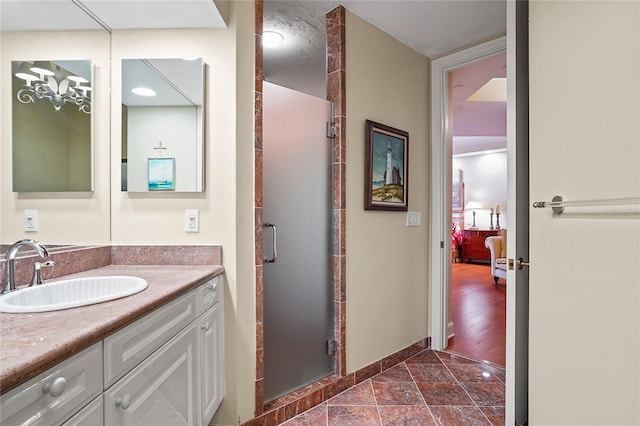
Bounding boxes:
[148,157,175,191]
[452,168,464,212]
[364,120,409,211]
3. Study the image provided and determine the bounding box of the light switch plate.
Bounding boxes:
[185,209,199,233]
[24,209,39,232]
[406,211,421,227]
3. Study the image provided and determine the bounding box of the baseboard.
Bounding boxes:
[447,321,455,339]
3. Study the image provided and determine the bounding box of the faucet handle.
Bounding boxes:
[31,260,55,286]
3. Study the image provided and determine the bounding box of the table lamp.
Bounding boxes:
[465,201,482,230]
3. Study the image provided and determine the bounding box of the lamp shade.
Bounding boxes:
[465,201,483,210]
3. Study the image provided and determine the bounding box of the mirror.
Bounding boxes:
[11,59,93,192]
[121,58,205,192]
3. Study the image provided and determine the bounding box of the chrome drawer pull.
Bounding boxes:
[116,394,132,409]
[42,377,66,397]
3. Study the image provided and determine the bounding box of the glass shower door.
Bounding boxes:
[262,81,334,402]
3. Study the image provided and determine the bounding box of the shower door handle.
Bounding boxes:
[264,222,278,263]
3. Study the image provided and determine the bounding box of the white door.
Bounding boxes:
[528,1,640,425]
[505,1,529,424]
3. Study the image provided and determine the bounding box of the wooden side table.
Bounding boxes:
[461,229,500,263]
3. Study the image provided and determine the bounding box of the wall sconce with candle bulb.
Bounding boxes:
[13,60,92,113]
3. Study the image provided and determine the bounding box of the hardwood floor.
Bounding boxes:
[446,262,506,366]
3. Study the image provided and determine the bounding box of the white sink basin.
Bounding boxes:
[0,276,148,313]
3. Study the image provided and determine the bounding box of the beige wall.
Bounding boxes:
[109,4,256,423]
[529,1,640,424]
[345,11,430,373]
[1,31,111,246]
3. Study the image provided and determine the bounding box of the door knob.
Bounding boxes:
[496,258,530,270]
[516,257,530,270]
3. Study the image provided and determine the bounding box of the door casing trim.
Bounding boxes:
[429,36,507,352]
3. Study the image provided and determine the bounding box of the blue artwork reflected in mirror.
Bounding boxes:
[148,158,175,191]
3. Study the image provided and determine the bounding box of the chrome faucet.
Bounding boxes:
[2,239,51,294]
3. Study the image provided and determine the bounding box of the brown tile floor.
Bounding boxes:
[280,349,505,425]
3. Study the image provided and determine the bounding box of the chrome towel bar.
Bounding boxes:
[533,195,640,214]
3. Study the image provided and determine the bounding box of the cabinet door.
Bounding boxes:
[0,343,102,426]
[198,303,223,424]
[104,325,198,426]
[62,395,104,426]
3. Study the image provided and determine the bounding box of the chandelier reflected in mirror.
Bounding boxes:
[13,60,91,114]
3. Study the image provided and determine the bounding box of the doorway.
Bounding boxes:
[447,52,508,366]
[262,81,335,403]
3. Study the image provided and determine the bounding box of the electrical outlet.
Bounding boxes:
[185,209,200,233]
[24,209,39,232]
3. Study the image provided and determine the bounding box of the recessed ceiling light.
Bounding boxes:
[131,87,156,97]
[263,31,284,48]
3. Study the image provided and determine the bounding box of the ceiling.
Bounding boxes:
[122,59,205,107]
[263,0,507,150]
[0,0,227,31]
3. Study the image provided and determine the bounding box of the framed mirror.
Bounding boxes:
[11,59,93,192]
[121,58,205,192]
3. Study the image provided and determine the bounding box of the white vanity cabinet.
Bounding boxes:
[103,275,223,426]
[0,342,102,426]
[0,274,223,426]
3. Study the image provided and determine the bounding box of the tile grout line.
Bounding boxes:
[404,360,442,425]
[435,351,499,425]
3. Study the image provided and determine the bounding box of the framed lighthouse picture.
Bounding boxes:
[364,120,409,211]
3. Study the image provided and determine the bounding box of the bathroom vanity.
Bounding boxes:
[0,265,223,426]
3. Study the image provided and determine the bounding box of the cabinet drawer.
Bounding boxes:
[63,395,103,426]
[0,343,102,426]
[104,290,197,388]
[197,275,221,315]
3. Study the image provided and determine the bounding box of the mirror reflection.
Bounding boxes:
[121,58,205,192]
[11,59,93,192]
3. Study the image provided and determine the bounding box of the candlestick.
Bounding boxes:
[494,203,501,214]
[489,212,494,230]
[495,212,501,230]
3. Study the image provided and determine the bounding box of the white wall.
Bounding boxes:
[529,1,640,424]
[453,151,507,229]
[345,11,430,373]
[126,106,199,192]
[1,31,111,246]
